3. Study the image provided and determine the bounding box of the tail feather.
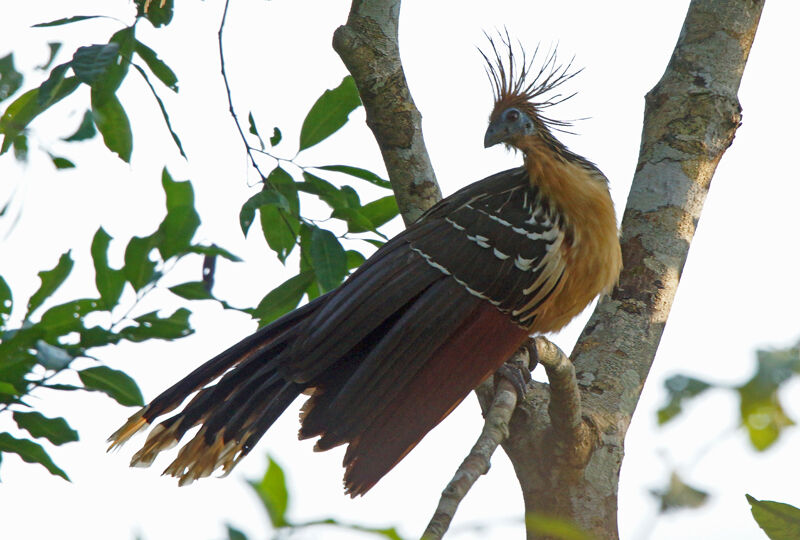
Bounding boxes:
[342,303,529,496]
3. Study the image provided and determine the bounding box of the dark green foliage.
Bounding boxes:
[525,514,593,540]
[63,110,96,141]
[91,227,125,308]
[248,112,265,150]
[0,433,69,481]
[249,456,290,527]
[318,164,392,189]
[78,366,144,407]
[25,251,74,319]
[0,53,23,103]
[269,127,282,147]
[91,90,132,162]
[747,494,800,540]
[237,455,406,539]
[13,411,78,446]
[650,472,708,512]
[72,43,121,85]
[738,348,799,450]
[658,344,799,451]
[251,272,315,327]
[298,75,361,151]
[135,0,174,27]
[258,167,299,262]
[134,40,178,91]
[657,375,712,425]
[309,227,347,292]
[33,15,101,28]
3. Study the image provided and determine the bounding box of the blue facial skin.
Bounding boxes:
[484,107,536,148]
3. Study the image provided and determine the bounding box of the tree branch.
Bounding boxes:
[500,1,765,538]
[332,0,441,225]
[422,346,531,540]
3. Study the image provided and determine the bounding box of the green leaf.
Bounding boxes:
[332,207,379,235]
[123,235,157,291]
[13,412,78,445]
[0,77,81,154]
[657,375,713,425]
[239,190,290,236]
[91,28,135,101]
[38,62,71,105]
[346,250,366,271]
[225,525,248,540]
[26,251,73,320]
[134,40,178,91]
[63,110,96,141]
[39,298,103,336]
[299,172,348,210]
[309,227,347,293]
[72,43,120,85]
[359,196,399,229]
[738,348,798,451]
[0,432,69,480]
[186,244,242,263]
[650,472,709,513]
[259,168,300,263]
[317,165,392,189]
[35,340,73,370]
[156,170,200,259]
[132,64,185,157]
[248,456,289,528]
[525,513,592,540]
[33,15,101,27]
[79,325,124,349]
[91,89,132,162]
[0,275,11,324]
[121,308,192,342]
[251,272,314,327]
[0,53,23,103]
[136,0,174,27]
[169,281,214,301]
[79,366,144,407]
[298,75,361,151]
[37,42,62,71]
[747,494,800,540]
[270,127,282,147]
[248,112,265,150]
[50,155,75,169]
[91,227,125,308]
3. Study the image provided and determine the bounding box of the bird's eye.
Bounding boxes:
[506,109,520,122]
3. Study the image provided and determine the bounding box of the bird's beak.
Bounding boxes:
[483,120,505,148]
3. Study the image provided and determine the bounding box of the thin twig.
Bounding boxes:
[421,346,531,540]
[218,0,268,184]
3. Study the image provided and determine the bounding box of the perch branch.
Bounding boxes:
[421,346,532,540]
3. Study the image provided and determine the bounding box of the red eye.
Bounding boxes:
[506,109,520,122]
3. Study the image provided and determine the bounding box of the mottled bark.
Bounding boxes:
[332,0,441,225]
[334,0,764,538]
[502,1,764,538]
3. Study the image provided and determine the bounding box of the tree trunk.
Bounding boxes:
[334,0,764,537]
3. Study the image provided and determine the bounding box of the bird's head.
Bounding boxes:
[481,34,580,151]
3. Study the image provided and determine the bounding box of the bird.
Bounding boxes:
[108,36,622,497]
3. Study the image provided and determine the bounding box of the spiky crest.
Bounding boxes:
[480,31,582,134]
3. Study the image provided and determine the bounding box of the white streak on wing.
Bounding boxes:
[410,247,451,276]
[445,217,465,231]
[410,247,498,304]
[493,248,510,260]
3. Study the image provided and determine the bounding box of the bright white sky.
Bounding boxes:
[1,1,799,539]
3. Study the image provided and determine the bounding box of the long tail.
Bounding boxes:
[107,297,323,486]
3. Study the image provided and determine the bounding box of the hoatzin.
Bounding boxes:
[109,39,622,496]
